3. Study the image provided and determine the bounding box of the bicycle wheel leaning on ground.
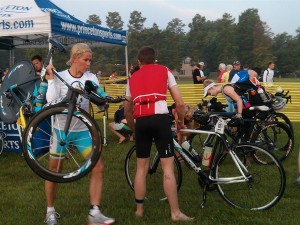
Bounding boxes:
[214,143,286,210]
[124,145,182,200]
[22,104,102,183]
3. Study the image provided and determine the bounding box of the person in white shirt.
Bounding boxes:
[263,62,275,86]
[44,43,115,225]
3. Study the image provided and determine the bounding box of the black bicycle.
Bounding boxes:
[125,112,286,210]
[189,97,294,163]
[0,38,125,183]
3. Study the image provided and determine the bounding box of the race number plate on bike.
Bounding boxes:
[215,118,225,134]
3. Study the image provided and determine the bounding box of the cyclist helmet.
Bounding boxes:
[272,99,286,111]
[192,110,209,125]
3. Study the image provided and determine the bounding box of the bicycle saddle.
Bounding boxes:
[249,105,270,111]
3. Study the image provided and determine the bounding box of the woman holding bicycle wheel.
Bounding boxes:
[44,43,115,225]
[124,46,194,222]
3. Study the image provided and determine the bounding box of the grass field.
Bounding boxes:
[0,120,299,225]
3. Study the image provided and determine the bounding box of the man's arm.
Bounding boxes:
[124,96,135,133]
[169,85,186,129]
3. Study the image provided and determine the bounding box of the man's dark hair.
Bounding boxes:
[137,46,156,65]
[31,55,43,62]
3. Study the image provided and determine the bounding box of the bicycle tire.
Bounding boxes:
[0,60,38,124]
[124,145,182,197]
[251,121,294,163]
[273,112,294,136]
[22,104,102,183]
[214,143,286,210]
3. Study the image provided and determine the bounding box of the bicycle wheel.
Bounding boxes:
[22,104,102,183]
[251,121,294,162]
[124,145,182,199]
[0,60,38,124]
[214,143,286,210]
[272,112,294,136]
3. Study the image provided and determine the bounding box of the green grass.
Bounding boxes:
[0,121,299,225]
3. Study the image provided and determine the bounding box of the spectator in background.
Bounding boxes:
[31,55,43,76]
[192,62,206,84]
[109,71,117,79]
[217,63,226,83]
[243,64,249,70]
[96,70,102,78]
[109,105,133,144]
[263,62,275,87]
[221,64,233,83]
[1,68,9,82]
[228,60,241,82]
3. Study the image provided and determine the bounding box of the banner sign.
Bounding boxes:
[0,121,22,153]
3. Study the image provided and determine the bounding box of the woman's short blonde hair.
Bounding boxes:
[226,64,233,72]
[203,79,215,88]
[66,43,92,66]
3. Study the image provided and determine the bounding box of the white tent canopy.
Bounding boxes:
[0,0,128,70]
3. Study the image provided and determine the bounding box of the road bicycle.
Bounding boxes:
[189,97,294,163]
[0,38,124,183]
[124,111,286,210]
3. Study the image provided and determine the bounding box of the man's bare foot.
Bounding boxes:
[171,212,194,222]
[135,211,143,217]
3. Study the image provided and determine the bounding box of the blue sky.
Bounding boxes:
[52,0,299,36]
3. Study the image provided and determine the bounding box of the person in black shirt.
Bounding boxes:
[192,62,206,84]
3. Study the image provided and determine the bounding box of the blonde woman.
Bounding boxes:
[45,43,115,225]
[221,64,233,83]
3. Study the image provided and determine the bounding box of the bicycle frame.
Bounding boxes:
[146,115,254,208]
[178,128,251,184]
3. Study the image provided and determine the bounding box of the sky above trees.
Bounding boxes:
[52,0,299,36]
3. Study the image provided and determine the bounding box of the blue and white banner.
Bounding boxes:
[0,121,22,153]
[0,0,127,47]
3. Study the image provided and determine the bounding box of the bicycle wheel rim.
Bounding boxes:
[22,105,102,183]
[274,112,294,136]
[215,144,286,210]
[124,145,182,199]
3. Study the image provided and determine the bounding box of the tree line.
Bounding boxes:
[2,8,300,77]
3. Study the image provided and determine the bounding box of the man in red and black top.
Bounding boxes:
[124,46,194,222]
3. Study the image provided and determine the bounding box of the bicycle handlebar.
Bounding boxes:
[51,69,126,107]
[274,89,292,104]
